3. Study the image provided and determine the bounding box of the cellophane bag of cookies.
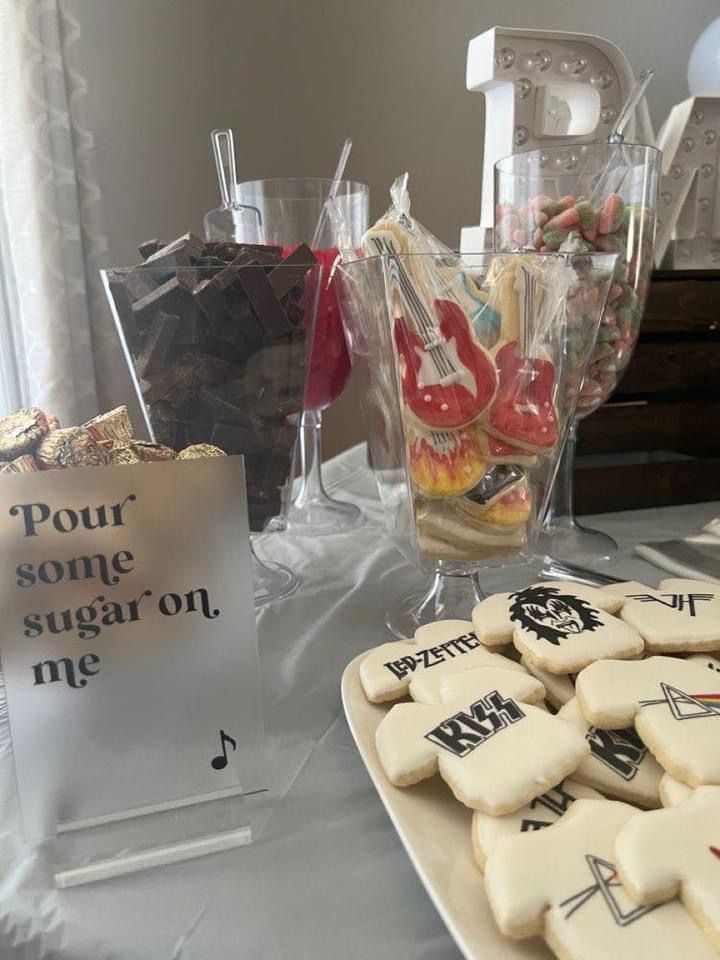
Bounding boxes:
[337,175,616,570]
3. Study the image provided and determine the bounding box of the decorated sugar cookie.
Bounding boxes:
[375,668,589,814]
[409,663,544,706]
[559,698,662,808]
[576,656,720,787]
[476,428,538,467]
[688,652,720,674]
[521,657,575,709]
[474,583,642,675]
[359,619,525,704]
[615,787,720,950]
[659,773,695,807]
[471,778,601,870]
[407,426,486,497]
[617,578,720,653]
[472,582,624,648]
[483,798,716,958]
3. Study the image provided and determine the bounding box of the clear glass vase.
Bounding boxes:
[102,255,322,606]
[233,178,369,535]
[338,250,617,638]
[494,142,661,566]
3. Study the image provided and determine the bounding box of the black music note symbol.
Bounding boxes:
[211,729,237,770]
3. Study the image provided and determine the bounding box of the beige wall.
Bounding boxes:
[63,0,718,455]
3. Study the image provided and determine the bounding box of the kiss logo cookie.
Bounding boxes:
[474,584,642,675]
[617,579,720,653]
[359,618,526,704]
[484,798,716,958]
[576,656,720,787]
[375,668,589,814]
[615,787,720,950]
[409,664,544,706]
[471,778,601,870]
[559,698,662,808]
[659,773,695,807]
[472,582,624,647]
[521,657,575,709]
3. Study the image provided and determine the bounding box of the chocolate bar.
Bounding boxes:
[109,234,319,530]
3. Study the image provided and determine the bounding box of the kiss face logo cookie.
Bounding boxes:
[576,656,720,787]
[615,787,720,950]
[483,798,717,959]
[472,582,624,648]
[617,579,720,653]
[471,778,601,869]
[475,584,643,675]
[359,618,526,703]
[559,698,662,808]
[375,668,589,814]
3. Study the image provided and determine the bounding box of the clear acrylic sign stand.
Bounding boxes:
[0,456,264,887]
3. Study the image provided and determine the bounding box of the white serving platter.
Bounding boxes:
[341,652,551,960]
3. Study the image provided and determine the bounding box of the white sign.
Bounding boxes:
[0,457,262,841]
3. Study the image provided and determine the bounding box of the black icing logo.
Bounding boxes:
[508,586,603,645]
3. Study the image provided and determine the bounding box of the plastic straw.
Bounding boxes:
[311,137,353,250]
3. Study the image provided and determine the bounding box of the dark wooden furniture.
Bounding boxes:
[575,270,720,513]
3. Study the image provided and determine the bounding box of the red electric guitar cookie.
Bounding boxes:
[485,263,558,453]
[364,224,497,430]
[408,426,486,497]
[477,429,538,467]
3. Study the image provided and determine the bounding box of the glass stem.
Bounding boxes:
[546,421,578,528]
[293,409,329,509]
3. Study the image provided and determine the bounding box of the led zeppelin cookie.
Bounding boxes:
[375,668,589,814]
[483,798,716,959]
[616,578,720,653]
[521,657,575,709]
[408,664,544,706]
[472,582,624,648]
[359,619,526,704]
[475,583,643,675]
[575,656,720,787]
[659,773,695,807]
[471,778,601,870]
[558,698,662,808]
[615,786,720,951]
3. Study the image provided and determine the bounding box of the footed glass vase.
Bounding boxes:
[339,249,616,638]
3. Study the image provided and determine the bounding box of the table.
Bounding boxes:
[1,444,717,960]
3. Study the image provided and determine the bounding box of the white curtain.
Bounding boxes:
[0,0,127,425]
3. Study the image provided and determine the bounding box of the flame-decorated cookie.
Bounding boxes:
[559,698,663,808]
[407,426,486,497]
[576,656,720,787]
[375,667,589,814]
[659,773,695,807]
[614,578,720,653]
[615,787,720,951]
[471,778,602,870]
[359,619,526,703]
[483,798,716,958]
[473,583,641,675]
[521,657,575,708]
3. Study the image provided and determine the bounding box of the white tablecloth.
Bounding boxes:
[1,444,718,960]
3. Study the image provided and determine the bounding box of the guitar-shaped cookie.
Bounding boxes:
[485,262,558,453]
[363,221,497,430]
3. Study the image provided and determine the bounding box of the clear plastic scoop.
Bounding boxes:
[203,128,264,243]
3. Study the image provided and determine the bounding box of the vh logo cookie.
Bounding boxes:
[615,787,720,951]
[559,698,663,809]
[375,667,589,815]
[474,584,643,675]
[359,618,525,703]
[483,798,717,959]
[617,578,720,653]
[576,656,720,787]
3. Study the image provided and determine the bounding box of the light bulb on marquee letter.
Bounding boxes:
[460,26,638,252]
[654,96,720,268]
